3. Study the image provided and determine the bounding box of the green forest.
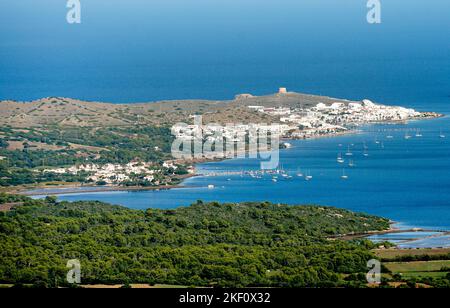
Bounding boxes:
[0,195,382,287]
[0,195,448,288]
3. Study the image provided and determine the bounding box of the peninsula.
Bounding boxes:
[0,90,441,190]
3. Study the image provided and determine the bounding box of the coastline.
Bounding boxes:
[16,173,200,197]
[15,112,444,197]
[328,219,450,249]
[15,133,357,197]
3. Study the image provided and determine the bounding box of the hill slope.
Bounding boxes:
[0,197,389,287]
[0,92,356,127]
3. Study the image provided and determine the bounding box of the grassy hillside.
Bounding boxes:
[0,93,355,128]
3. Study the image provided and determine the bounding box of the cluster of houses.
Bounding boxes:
[43,161,182,185]
[172,122,297,151]
[247,99,426,139]
[310,99,422,124]
[173,99,428,145]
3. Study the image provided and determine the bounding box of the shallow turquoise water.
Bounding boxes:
[397,236,450,249]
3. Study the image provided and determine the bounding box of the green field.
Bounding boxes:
[385,260,450,280]
[400,272,448,279]
[375,248,450,260]
[385,260,450,272]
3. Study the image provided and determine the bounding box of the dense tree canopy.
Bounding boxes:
[0,196,392,288]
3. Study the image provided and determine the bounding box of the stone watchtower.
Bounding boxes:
[278,87,287,94]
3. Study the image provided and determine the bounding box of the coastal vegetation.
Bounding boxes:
[0,195,391,288]
[0,196,448,288]
[0,125,173,167]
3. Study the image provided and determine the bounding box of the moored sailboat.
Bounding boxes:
[341,169,348,180]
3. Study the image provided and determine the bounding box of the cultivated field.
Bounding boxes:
[385,260,450,273]
[375,248,450,260]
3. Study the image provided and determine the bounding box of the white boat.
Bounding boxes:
[279,164,286,175]
[208,184,215,189]
[348,160,355,167]
[440,129,446,138]
[363,149,369,157]
[415,129,423,137]
[337,153,345,163]
[386,135,394,139]
[272,178,277,182]
[404,132,412,139]
[341,169,348,180]
[345,146,353,156]
[305,171,313,181]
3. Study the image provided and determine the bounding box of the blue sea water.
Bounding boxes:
[0,1,449,104]
[2,1,450,238]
